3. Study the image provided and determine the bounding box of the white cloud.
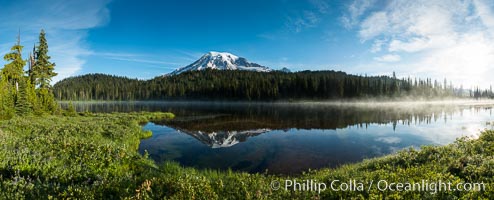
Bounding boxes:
[473,0,494,34]
[285,0,332,33]
[345,0,494,88]
[389,37,429,53]
[341,0,377,28]
[287,11,321,33]
[414,33,494,88]
[49,31,93,82]
[370,39,385,53]
[0,0,112,83]
[375,137,401,144]
[98,52,183,67]
[374,54,401,62]
[359,12,388,41]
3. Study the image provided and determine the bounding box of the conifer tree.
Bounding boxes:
[65,101,77,117]
[28,45,36,85]
[15,77,32,115]
[31,29,58,113]
[32,29,57,89]
[2,33,26,93]
[39,86,59,113]
[0,71,3,106]
[0,76,15,119]
[26,79,42,114]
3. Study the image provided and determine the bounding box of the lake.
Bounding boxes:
[66,101,494,174]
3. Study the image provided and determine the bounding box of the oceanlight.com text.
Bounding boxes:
[270,179,485,194]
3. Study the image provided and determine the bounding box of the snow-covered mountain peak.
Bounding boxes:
[207,51,239,60]
[169,51,272,75]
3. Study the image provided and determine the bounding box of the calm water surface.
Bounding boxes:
[67,101,494,174]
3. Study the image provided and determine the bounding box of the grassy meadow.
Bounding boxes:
[0,112,492,199]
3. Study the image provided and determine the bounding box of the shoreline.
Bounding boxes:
[58,99,494,107]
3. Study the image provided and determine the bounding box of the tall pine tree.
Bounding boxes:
[32,29,58,113]
[2,33,26,93]
[32,29,57,89]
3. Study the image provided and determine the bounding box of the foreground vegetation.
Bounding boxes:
[0,112,492,199]
[0,112,174,199]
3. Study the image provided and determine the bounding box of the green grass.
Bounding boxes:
[0,112,492,199]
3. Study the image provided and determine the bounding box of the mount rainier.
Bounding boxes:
[169,51,272,75]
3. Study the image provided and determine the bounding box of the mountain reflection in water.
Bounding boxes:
[175,128,271,148]
[66,101,494,174]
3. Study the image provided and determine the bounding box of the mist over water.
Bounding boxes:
[64,101,494,174]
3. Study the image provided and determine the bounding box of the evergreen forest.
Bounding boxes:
[53,70,494,101]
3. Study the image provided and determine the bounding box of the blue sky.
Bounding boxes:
[1,0,494,88]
